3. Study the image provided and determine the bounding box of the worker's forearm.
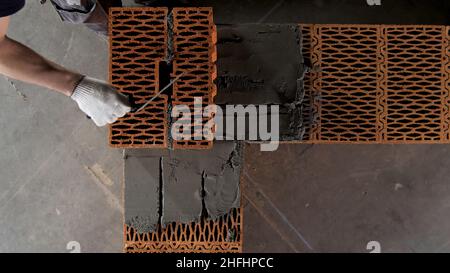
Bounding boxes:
[0,36,83,96]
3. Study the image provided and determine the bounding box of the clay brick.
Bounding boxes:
[385,26,444,142]
[301,24,450,144]
[124,207,243,253]
[171,7,217,149]
[443,26,450,141]
[110,95,168,148]
[109,8,168,148]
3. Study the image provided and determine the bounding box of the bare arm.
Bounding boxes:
[0,16,83,96]
[0,16,130,126]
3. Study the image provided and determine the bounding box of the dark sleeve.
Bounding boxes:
[0,0,25,18]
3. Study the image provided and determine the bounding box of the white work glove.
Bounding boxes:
[71,76,131,127]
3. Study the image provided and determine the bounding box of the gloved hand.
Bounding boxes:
[71,76,131,127]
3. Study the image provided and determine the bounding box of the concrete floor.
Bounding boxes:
[243,144,450,253]
[1,0,450,252]
[0,2,122,252]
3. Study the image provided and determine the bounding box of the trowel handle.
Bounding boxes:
[128,94,139,113]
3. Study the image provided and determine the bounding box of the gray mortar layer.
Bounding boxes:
[215,24,306,141]
[124,24,304,232]
[124,142,242,233]
[165,10,175,64]
[203,142,242,220]
[124,156,161,233]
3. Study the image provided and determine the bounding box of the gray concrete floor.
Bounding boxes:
[243,144,450,253]
[0,2,123,252]
[2,0,450,253]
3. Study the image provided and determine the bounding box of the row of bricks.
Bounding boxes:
[301,24,450,143]
[124,207,242,253]
[109,7,217,149]
[110,12,450,147]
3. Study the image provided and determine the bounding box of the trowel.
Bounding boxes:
[129,71,187,113]
[86,72,186,120]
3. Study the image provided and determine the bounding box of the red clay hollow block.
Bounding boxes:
[124,207,243,253]
[300,24,450,144]
[109,7,169,148]
[171,7,217,150]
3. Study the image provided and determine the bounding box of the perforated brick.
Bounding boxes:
[300,25,314,142]
[109,8,168,148]
[301,24,450,144]
[110,96,168,147]
[124,207,242,253]
[385,26,444,142]
[171,7,217,149]
[444,26,450,141]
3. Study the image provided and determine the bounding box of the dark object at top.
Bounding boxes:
[0,0,25,18]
